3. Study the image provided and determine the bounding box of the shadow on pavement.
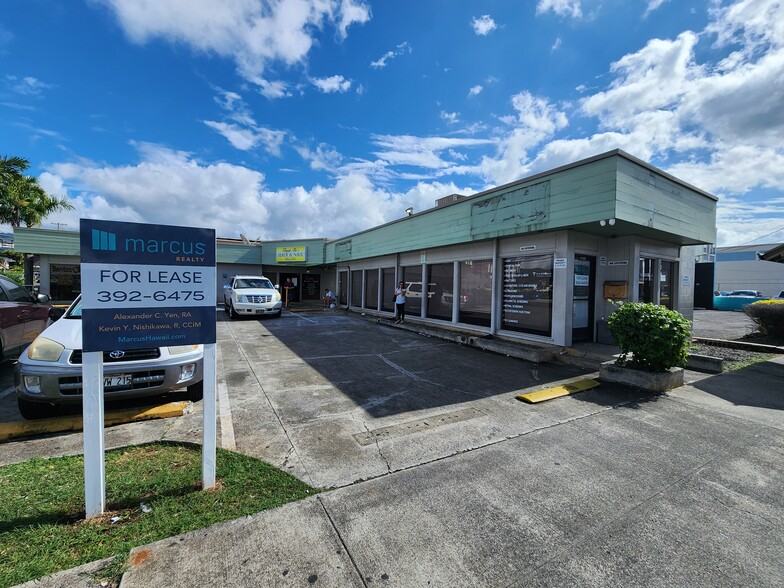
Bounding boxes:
[690,359,784,410]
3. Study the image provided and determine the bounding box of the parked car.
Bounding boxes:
[0,275,53,363]
[713,290,730,296]
[726,290,764,297]
[223,275,282,318]
[405,282,435,299]
[774,291,784,300]
[15,295,204,419]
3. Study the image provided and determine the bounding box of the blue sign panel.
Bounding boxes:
[81,219,216,352]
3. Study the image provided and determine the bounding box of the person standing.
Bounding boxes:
[283,278,295,308]
[394,281,407,324]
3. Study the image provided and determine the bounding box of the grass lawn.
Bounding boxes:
[0,442,316,588]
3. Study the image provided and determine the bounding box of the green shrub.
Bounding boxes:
[607,302,692,372]
[744,300,784,338]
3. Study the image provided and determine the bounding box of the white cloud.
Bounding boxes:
[644,0,670,18]
[372,134,494,170]
[468,85,483,97]
[295,142,343,171]
[204,88,286,154]
[536,0,582,19]
[311,75,352,93]
[551,37,562,51]
[44,143,271,237]
[253,77,290,99]
[5,75,54,97]
[471,15,497,36]
[204,121,285,154]
[370,41,412,69]
[94,0,371,85]
[37,142,481,240]
[440,111,460,125]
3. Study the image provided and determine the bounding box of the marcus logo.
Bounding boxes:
[91,229,117,251]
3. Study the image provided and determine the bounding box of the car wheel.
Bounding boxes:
[17,398,57,420]
[224,300,230,313]
[228,302,239,319]
[186,380,203,402]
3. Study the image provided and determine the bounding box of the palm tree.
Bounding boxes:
[0,155,29,182]
[0,159,74,227]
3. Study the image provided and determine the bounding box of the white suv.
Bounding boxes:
[223,275,283,319]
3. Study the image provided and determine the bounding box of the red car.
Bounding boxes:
[0,276,53,362]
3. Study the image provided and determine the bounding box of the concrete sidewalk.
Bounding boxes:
[112,357,784,588]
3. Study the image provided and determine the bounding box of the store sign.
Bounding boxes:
[80,219,216,352]
[276,246,307,262]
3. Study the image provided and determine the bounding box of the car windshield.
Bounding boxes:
[65,297,82,318]
[728,290,759,296]
[235,278,273,289]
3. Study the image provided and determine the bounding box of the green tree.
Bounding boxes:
[0,157,73,227]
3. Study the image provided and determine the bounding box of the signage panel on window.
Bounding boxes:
[502,254,553,337]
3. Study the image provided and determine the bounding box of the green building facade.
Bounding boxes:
[15,150,716,347]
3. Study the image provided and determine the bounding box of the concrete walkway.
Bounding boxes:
[117,356,784,587]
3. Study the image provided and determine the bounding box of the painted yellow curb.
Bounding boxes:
[516,379,599,404]
[0,401,193,442]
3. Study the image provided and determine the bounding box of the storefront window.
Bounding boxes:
[426,263,453,321]
[501,254,553,336]
[639,258,655,303]
[365,269,379,310]
[659,261,674,309]
[50,264,81,301]
[402,266,422,316]
[351,270,363,307]
[381,268,395,312]
[459,260,492,327]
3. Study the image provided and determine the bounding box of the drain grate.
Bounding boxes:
[353,407,484,446]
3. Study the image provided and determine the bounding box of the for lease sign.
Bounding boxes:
[80,219,216,352]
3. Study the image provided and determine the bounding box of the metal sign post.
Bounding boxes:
[80,219,216,518]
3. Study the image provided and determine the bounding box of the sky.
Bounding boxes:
[2,0,783,246]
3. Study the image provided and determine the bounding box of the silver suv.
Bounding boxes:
[223,275,283,318]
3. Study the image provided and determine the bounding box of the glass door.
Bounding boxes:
[572,255,595,342]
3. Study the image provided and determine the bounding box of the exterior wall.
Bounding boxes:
[615,157,716,244]
[714,259,784,296]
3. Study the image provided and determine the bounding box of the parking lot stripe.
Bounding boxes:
[0,386,15,400]
[516,379,599,403]
[215,344,236,451]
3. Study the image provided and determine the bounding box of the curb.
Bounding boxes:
[693,337,784,354]
[0,401,193,442]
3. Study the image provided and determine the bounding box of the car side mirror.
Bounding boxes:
[223,284,231,289]
[48,307,66,321]
[37,293,51,303]
[274,284,280,290]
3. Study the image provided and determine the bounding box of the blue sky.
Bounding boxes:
[2,0,783,246]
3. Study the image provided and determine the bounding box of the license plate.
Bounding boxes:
[104,374,132,387]
[256,309,265,314]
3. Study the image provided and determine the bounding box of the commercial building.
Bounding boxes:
[15,150,716,347]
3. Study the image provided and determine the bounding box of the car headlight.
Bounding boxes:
[27,337,65,362]
[168,344,200,355]
[235,293,243,303]
[274,290,281,302]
